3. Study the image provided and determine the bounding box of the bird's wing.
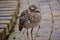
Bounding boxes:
[19,10,27,31]
[19,10,30,23]
[19,11,25,23]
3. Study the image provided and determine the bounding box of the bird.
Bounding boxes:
[19,5,41,40]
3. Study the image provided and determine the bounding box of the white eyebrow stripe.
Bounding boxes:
[31,7,34,9]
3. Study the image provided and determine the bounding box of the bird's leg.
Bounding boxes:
[22,28,26,35]
[27,29,29,40]
[36,25,40,37]
[31,27,33,40]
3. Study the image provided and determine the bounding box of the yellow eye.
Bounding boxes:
[30,17,33,20]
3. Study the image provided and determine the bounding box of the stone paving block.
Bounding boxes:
[49,1,59,7]
[53,19,60,31]
[32,26,40,35]
[37,21,52,38]
[39,3,51,14]
[38,0,47,2]
[52,10,60,16]
[28,0,39,6]
[20,0,28,4]
[40,21,52,28]
[51,6,60,11]
[53,23,60,31]
[28,0,36,3]
[39,1,48,5]
[49,1,60,10]
[48,0,57,2]
[41,13,52,21]
[54,21,60,25]
[40,4,49,8]
[28,0,38,3]
[36,37,49,40]
[53,16,60,22]
[21,37,27,40]
[49,1,58,5]
[38,28,51,38]
[8,32,23,40]
[41,8,51,14]
[50,30,60,40]
[40,5,51,14]
[20,3,28,11]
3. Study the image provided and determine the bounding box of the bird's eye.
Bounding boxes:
[31,18,33,20]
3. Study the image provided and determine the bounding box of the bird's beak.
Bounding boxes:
[35,9,40,13]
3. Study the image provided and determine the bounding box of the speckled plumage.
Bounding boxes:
[19,5,41,29]
[19,5,41,40]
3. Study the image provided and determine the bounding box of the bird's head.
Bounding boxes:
[29,5,40,13]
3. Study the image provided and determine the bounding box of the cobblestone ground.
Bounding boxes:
[8,0,60,40]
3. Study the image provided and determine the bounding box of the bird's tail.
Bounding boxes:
[19,24,23,31]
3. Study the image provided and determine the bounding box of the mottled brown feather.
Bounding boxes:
[19,5,41,30]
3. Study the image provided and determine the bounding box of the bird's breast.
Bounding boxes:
[28,12,41,23]
[23,22,39,29]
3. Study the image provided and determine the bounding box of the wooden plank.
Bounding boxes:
[0,29,6,40]
[0,11,15,16]
[0,20,10,24]
[0,8,17,11]
[0,11,15,14]
[0,24,9,36]
[0,20,14,31]
[0,16,12,20]
[0,1,18,3]
[0,11,18,22]
[0,11,16,22]
[0,10,18,30]
[0,0,19,36]
[0,16,16,22]
[0,3,18,8]
[0,13,14,17]
[0,9,18,21]
[0,0,18,1]
[0,2,18,4]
